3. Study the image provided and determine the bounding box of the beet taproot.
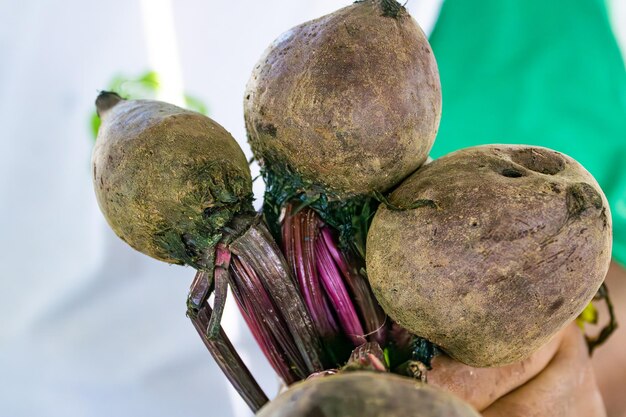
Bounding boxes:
[367,145,612,367]
[93,92,253,268]
[244,0,441,198]
[257,371,480,417]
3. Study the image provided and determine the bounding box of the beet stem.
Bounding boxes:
[320,226,387,345]
[187,269,213,313]
[206,245,231,339]
[299,208,341,337]
[379,0,404,18]
[345,342,388,372]
[315,234,365,346]
[232,253,309,378]
[230,218,325,374]
[587,282,619,353]
[188,290,268,412]
[95,91,123,117]
[230,258,301,383]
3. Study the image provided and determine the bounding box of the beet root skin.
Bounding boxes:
[367,145,612,367]
[244,0,441,198]
[92,99,253,268]
[257,371,480,417]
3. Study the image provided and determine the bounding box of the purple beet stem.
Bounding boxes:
[188,271,268,412]
[320,226,387,345]
[189,204,389,405]
[315,235,365,346]
[230,220,325,374]
[282,206,340,340]
[281,205,387,348]
[229,257,302,383]
[206,245,231,338]
[232,253,308,380]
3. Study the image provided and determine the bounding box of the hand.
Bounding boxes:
[427,323,606,417]
[592,262,626,417]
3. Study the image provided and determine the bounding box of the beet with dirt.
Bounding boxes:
[242,0,442,369]
[93,92,253,269]
[367,145,612,367]
[257,371,480,417]
[245,0,441,199]
[92,93,331,411]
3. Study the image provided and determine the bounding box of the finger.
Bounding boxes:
[482,324,606,417]
[427,330,564,410]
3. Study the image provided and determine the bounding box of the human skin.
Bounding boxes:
[428,261,626,417]
[592,262,626,417]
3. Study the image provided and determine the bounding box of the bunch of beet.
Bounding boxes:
[92,0,615,415]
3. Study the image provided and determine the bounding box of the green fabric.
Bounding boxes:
[428,0,626,266]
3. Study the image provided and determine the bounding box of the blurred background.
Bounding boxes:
[0,1,624,416]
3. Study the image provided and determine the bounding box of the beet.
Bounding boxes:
[257,371,480,417]
[92,93,332,411]
[367,145,612,366]
[93,92,253,268]
[242,0,442,372]
[245,0,441,198]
